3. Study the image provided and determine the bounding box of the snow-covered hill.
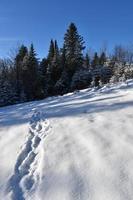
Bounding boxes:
[1,81,133,200]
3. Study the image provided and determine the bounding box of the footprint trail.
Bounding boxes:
[7,111,51,200]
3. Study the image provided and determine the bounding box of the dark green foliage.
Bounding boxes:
[54,70,70,95]
[39,58,49,95]
[21,44,39,100]
[0,60,18,106]
[47,40,55,63]
[0,80,17,106]
[64,23,85,75]
[14,45,28,98]
[84,53,90,68]
[60,45,67,67]
[44,39,63,96]
[92,52,99,67]
[99,52,106,65]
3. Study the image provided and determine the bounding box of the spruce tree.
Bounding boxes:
[99,52,106,66]
[64,23,85,75]
[54,70,70,95]
[0,80,17,106]
[14,45,28,98]
[60,44,67,67]
[54,40,60,60]
[39,58,49,89]
[22,44,39,100]
[45,40,62,95]
[47,39,55,63]
[92,52,99,67]
[0,60,17,106]
[84,53,90,68]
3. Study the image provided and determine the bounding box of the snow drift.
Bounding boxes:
[1,81,133,200]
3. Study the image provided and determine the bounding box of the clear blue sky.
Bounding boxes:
[0,0,133,59]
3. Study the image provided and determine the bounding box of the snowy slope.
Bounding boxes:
[1,81,133,200]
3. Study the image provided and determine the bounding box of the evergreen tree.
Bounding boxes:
[14,45,28,98]
[45,40,62,95]
[99,52,106,66]
[54,40,60,60]
[39,58,49,94]
[47,39,55,63]
[22,44,39,100]
[0,80,17,106]
[92,52,99,67]
[52,40,62,83]
[60,44,67,67]
[64,23,85,75]
[0,60,17,106]
[84,53,90,68]
[54,70,70,95]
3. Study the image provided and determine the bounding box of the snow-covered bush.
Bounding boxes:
[71,69,92,91]
[109,75,118,84]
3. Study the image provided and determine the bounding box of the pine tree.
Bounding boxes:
[45,40,62,96]
[47,39,55,63]
[22,44,39,100]
[52,40,62,82]
[14,45,28,98]
[99,52,106,66]
[0,60,17,106]
[0,80,17,106]
[54,40,60,60]
[64,23,85,75]
[92,52,99,67]
[54,70,70,95]
[84,53,90,68]
[60,44,67,67]
[39,58,49,93]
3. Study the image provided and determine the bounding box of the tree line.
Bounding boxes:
[0,23,133,107]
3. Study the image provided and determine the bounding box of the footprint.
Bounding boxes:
[33,136,41,148]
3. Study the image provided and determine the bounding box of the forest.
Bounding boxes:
[0,22,133,107]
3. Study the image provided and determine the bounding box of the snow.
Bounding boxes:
[1,81,133,199]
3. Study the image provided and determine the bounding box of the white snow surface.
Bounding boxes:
[1,80,133,200]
